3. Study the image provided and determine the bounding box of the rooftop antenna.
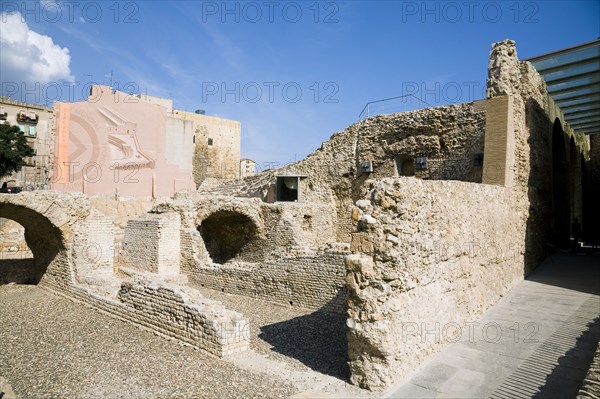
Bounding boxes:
[84,74,93,99]
[105,70,114,88]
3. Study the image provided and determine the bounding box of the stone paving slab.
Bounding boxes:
[388,254,600,399]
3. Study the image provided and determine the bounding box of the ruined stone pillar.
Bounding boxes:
[482,95,516,187]
[121,212,181,277]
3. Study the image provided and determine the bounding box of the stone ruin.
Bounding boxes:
[0,39,595,390]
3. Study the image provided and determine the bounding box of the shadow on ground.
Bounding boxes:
[258,296,349,380]
[525,253,600,296]
[0,258,43,284]
[533,315,600,398]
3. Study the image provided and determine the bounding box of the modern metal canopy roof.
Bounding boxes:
[526,39,600,135]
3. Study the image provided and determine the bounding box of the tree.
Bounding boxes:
[0,123,35,178]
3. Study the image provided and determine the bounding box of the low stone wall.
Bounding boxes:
[118,278,249,356]
[578,341,600,398]
[346,177,526,389]
[43,277,249,357]
[185,251,348,314]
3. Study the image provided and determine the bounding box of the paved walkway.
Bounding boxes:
[387,253,600,399]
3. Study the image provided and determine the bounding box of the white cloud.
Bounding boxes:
[0,11,74,85]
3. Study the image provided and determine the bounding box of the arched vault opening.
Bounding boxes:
[198,210,260,264]
[0,203,64,284]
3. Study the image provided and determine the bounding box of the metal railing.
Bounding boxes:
[358,94,432,120]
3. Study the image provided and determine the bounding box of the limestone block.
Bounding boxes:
[121,212,181,277]
[350,232,374,254]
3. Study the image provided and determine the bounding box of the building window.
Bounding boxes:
[208,138,213,146]
[193,136,196,144]
[276,176,302,202]
[28,126,36,137]
[17,111,38,123]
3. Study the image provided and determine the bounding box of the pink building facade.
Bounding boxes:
[51,86,195,197]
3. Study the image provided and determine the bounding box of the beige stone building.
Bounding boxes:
[0,97,54,189]
[172,109,241,186]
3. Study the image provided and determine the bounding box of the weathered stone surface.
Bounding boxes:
[118,276,249,356]
[350,232,374,254]
[342,39,590,390]
[346,177,525,389]
[578,341,600,399]
[122,212,181,276]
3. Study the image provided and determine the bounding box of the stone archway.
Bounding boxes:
[0,204,65,285]
[198,210,261,264]
[0,192,116,288]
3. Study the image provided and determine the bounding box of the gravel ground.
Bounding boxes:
[195,287,350,380]
[0,284,298,399]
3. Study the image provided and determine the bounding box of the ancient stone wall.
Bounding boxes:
[159,194,345,312]
[186,250,348,314]
[259,202,338,252]
[486,39,589,259]
[354,101,486,182]
[118,277,249,356]
[89,196,157,258]
[207,101,487,243]
[162,193,340,263]
[0,191,112,289]
[346,178,524,389]
[0,191,251,358]
[71,208,116,283]
[47,276,250,357]
[343,39,591,390]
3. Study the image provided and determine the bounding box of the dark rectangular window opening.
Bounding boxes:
[208,138,213,146]
[276,176,300,202]
[397,158,415,176]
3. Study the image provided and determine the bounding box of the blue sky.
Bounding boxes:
[1,1,599,169]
